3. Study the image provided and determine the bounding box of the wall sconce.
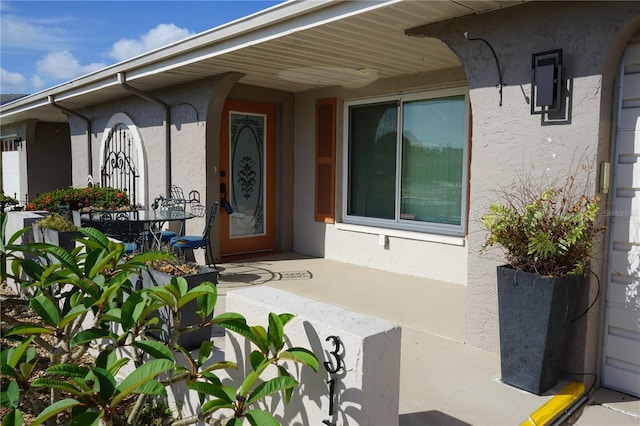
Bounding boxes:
[13,137,23,149]
[531,49,563,115]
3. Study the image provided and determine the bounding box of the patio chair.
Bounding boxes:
[169,184,184,200]
[170,201,219,268]
[190,202,206,218]
[91,209,146,254]
[151,196,187,244]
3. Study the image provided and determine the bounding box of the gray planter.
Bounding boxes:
[141,266,220,350]
[32,223,82,254]
[497,265,581,395]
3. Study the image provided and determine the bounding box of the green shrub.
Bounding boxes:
[34,213,77,232]
[25,187,130,212]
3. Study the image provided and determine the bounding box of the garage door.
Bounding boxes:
[603,42,640,397]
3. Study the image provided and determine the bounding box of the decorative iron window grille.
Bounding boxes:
[101,124,139,206]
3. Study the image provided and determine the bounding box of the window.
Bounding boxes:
[343,88,469,236]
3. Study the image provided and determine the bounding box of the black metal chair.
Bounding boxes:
[90,209,146,253]
[170,201,219,268]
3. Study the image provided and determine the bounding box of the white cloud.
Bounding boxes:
[109,23,193,62]
[30,74,46,91]
[36,51,106,81]
[0,68,27,93]
[0,11,70,51]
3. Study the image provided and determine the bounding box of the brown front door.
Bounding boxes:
[219,100,275,256]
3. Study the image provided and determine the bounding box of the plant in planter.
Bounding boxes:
[141,256,220,349]
[32,212,82,255]
[481,163,604,394]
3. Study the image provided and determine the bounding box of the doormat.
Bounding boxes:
[273,271,313,280]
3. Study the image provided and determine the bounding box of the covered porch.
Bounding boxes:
[213,253,639,425]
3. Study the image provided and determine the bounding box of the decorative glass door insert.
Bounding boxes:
[229,112,266,238]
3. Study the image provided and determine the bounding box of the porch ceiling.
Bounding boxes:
[0,0,524,125]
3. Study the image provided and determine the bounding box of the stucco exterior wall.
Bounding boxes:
[410,1,640,361]
[69,79,213,239]
[68,76,297,259]
[293,68,470,284]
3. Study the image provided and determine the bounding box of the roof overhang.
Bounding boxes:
[0,0,525,125]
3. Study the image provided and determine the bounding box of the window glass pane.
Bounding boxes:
[401,96,465,225]
[348,102,397,219]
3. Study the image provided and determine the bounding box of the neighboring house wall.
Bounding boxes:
[27,121,72,200]
[0,122,28,204]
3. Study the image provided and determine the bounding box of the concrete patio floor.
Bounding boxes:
[213,252,640,426]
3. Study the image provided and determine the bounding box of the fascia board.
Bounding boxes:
[1,0,399,118]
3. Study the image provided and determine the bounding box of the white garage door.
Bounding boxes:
[603,42,640,397]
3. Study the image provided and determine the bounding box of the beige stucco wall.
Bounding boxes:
[68,75,297,261]
[293,68,470,284]
[410,0,640,381]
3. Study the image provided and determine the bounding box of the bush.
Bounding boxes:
[34,213,77,232]
[25,187,130,212]
[481,163,604,277]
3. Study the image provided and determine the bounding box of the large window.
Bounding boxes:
[343,88,469,236]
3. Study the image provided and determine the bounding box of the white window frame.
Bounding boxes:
[341,86,470,236]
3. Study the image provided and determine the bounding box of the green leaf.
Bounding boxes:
[246,409,280,426]
[197,340,213,366]
[132,340,175,361]
[31,378,83,395]
[249,350,266,371]
[70,328,117,347]
[5,324,52,337]
[59,305,89,328]
[145,287,176,309]
[32,399,83,425]
[89,367,117,402]
[30,295,60,327]
[46,363,90,378]
[200,398,235,416]
[278,366,293,404]
[268,312,284,352]
[0,380,19,409]
[70,277,101,300]
[250,325,269,354]
[195,282,217,317]
[68,411,100,426]
[121,291,146,330]
[1,408,23,426]
[247,376,298,406]
[133,379,166,396]
[40,244,83,275]
[167,276,188,300]
[278,313,295,328]
[177,282,216,310]
[279,347,319,372]
[202,360,237,373]
[7,336,34,369]
[188,382,235,403]
[111,359,174,407]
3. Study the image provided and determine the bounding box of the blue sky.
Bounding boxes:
[0,0,284,95]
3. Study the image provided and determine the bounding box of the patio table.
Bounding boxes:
[81,209,196,251]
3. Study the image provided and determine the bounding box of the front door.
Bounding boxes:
[602,43,640,397]
[219,100,275,257]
